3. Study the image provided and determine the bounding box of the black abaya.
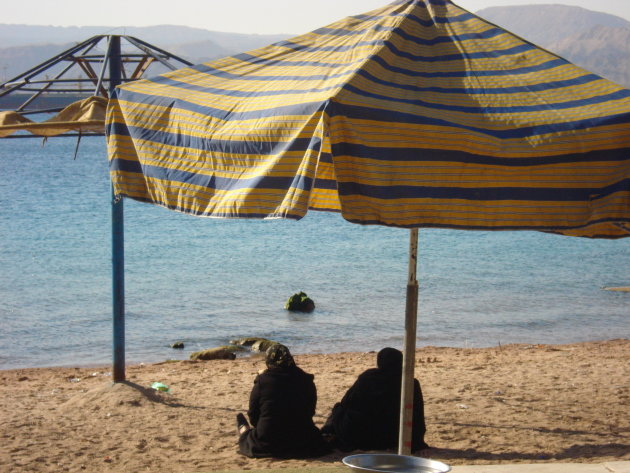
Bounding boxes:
[238,365,328,458]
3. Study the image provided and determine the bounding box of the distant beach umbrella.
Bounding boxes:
[106,0,630,453]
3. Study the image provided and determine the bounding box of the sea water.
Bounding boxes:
[0,137,628,370]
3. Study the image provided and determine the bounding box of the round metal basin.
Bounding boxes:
[343,454,451,473]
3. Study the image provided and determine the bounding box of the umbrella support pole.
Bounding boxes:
[109,36,126,383]
[112,190,125,382]
[399,228,419,455]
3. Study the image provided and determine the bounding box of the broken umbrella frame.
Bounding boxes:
[0,34,193,382]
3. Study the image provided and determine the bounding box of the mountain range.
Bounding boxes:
[477,5,630,88]
[1,4,629,88]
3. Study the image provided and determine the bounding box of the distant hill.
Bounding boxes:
[0,24,289,51]
[476,4,630,46]
[1,4,629,88]
[547,25,630,88]
[0,24,289,83]
[0,43,72,82]
[167,40,236,65]
[477,5,630,87]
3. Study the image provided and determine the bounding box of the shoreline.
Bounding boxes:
[2,339,629,473]
[3,336,627,372]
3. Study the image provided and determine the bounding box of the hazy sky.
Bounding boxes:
[4,0,630,34]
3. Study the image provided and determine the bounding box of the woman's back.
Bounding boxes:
[238,345,328,458]
[251,366,319,447]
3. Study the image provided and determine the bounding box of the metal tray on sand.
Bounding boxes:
[343,454,451,473]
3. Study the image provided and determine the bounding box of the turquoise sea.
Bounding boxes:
[0,136,628,370]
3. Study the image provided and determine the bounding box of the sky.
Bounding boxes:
[3,0,630,34]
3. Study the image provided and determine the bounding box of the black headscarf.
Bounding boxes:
[376,347,403,374]
[265,343,296,369]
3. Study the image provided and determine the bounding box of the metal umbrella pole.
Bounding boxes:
[108,36,126,383]
[0,34,193,382]
[399,228,419,455]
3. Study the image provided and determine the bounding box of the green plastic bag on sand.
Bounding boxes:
[151,382,170,393]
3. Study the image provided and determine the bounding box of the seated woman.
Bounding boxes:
[321,347,429,452]
[236,344,329,458]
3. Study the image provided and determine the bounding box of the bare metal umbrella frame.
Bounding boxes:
[0,34,193,382]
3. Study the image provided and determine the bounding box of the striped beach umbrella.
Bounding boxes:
[106,0,630,453]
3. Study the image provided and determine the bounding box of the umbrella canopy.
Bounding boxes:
[106,0,630,454]
[107,0,629,238]
[0,96,107,137]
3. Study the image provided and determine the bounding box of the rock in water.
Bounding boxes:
[284,291,315,312]
[189,347,236,361]
[251,339,278,352]
[229,337,266,347]
[230,337,278,351]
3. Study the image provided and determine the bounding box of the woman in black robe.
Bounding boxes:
[237,344,329,458]
[322,347,429,452]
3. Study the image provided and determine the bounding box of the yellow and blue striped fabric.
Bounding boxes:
[106,0,630,238]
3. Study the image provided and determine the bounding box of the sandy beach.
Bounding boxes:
[1,339,628,473]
